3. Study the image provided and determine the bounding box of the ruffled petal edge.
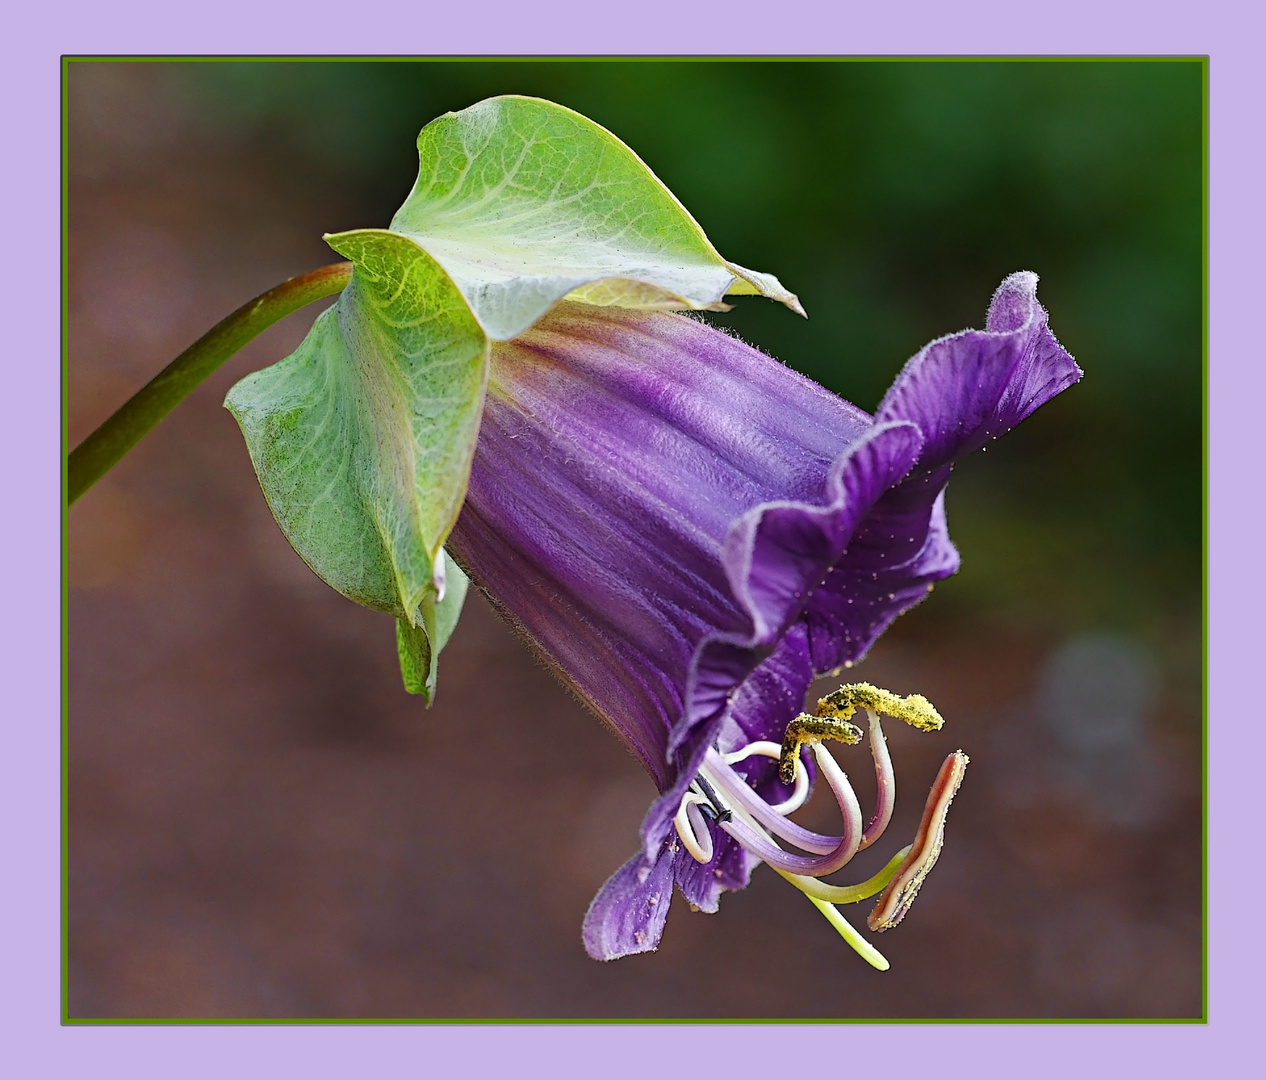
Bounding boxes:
[876,271,1082,472]
[637,420,925,857]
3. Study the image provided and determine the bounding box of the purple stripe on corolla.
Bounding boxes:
[446,271,1080,962]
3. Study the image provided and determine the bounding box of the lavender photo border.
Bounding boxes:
[17,1,1251,1074]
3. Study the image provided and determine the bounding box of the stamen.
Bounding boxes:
[699,705,898,860]
[686,802,713,860]
[702,748,840,855]
[817,682,944,733]
[715,744,862,877]
[680,684,957,968]
[778,684,943,786]
[779,713,862,785]
[715,762,898,971]
[868,750,969,931]
[721,741,809,814]
[673,683,958,962]
[860,710,895,850]
[673,791,715,864]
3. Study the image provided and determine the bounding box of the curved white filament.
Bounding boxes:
[674,791,715,864]
[721,740,810,814]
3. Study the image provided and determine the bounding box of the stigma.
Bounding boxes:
[673,683,967,970]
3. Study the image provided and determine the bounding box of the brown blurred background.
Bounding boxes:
[66,61,1203,1019]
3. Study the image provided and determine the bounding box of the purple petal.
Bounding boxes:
[802,272,1081,674]
[876,271,1082,471]
[673,830,755,913]
[581,847,676,960]
[720,621,820,799]
[802,482,958,673]
[449,304,904,795]
[634,421,924,857]
[720,620,817,754]
[671,420,924,758]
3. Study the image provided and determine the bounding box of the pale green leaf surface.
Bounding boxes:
[386,95,804,340]
[396,551,470,700]
[225,230,488,624]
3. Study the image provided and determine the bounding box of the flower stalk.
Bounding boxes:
[68,261,352,505]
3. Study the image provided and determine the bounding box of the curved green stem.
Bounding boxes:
[68,261,353,505]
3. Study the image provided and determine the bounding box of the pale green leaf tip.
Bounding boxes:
[383,93,806,338]
[395,617,434,702]
[724,261,807,318]
[394,553,470,704]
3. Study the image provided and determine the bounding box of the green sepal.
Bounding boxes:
[388,95,804,340]
[226,231,488,624]
[395,552,470,701]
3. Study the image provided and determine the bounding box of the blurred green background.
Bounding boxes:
[190,58,1203,645]
[68,59,1203,1019]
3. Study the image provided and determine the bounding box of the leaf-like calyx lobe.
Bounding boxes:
[389,95,803,339]
[226,229,487,627]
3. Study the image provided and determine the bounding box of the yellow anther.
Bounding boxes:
[779,682,944,785]
[779,713,862,784]
[816,682,944,732]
